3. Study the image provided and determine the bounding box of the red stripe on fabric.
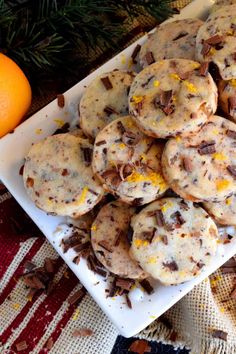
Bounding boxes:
[38,291,87,353]
[0,239,20,280]
[0,238,44,305]
[0,257,64,345]
[10,268,79,353]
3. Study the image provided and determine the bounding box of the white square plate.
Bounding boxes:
[1,0,233,338]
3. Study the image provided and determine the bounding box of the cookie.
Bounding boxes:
[196,4,236,80]
[23,134,104,217]
[80,70,135,138]
[212,0,236,12]
[91,200,147,279]
[130,198,218,285]
[128,59,217,138]
[218,79,236,122]
[92,115,168,205]
[162,115,236,202]
[204,194,236,226]
[139,19,203,67]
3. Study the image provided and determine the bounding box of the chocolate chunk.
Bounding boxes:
[45,337,54,350]
[96,140,106,146]
[163,261,178,271]
[104,105,117,116]
[72,328,93,337]
[81,147,93,166]
[136,100,143,115]
[125,294,132,309]
[26,177,34,188]
[227,165,236,178]
[199,62,209,76]
[19,164,24,175]
[145,51,155,65]
[139,279,154,295]
[201,42,211,56]
[198,141,216,155]
[23,274,45,289]
[16,340,28,352]
[155,210,165,227]
[228,96,236,115]
[226,129,236,139]
[127,226,134,245]
[179,200,189,211]
[161,235,168,245]
[44,258,55,273]
[98,240,113,252]
[53,122,70,135]
[88,188,99,196]
[68,287,86,305]
[173,31,188,41]
[182,156,193,172]
[122,131,140,146]
[101,169,122,187]
[119,164,133,180]
[230,286,236,298]
[61,168,69,176]
[131,44,141,64]
[24,260,36,272]
[212,329,227,341]
[73,241,91,253]
[115,278,134,291]
[132,197,144,206]
[205,35,224,45]
[141,75,155,88]
[129,339,151,354]
[116,121,126,134]
[101,76,113,90]
[57,94,65,108]
[160,90,173,108]
[141,229,156,243]
[171,211,185,225]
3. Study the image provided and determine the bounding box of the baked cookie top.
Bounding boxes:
[196,4,236,80]
[91,200,147,279]
[139,18,203,67]
[23,134,104,217]
[130,198,218,285]
[162,115,236,202]
[80,70,135,138]
[204,194,236,226]
[128,59,217,138]
[92,115,168,205]
[218,79,236,122]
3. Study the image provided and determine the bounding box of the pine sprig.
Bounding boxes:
[0,0,175,94]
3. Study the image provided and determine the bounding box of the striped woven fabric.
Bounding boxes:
[0,185,118,354]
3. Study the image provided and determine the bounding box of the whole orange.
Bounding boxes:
[0,53,32,137]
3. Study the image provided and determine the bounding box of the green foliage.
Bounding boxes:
[0,0,175,93]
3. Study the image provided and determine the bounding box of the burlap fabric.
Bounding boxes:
[2,1,236,353]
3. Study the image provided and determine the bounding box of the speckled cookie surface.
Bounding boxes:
[218,79,236,122]
[139,19,203,67]
[23,134,104,217]
[212,0,236,12]
[92,116,168,205]
[130,198,218,285]
[80,70,135,138]
[162,115,236,202]
[91,200,147,279]
[128,59,217,138]
[196,4,236,80]
[204,194,236,226]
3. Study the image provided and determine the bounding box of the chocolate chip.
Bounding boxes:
[115,278,134,291]
[57,94,65,108]
[131,44,141,64]
[96,140,106,146]
[127,226,134,245]
[125,294,132,309]
[101,76,113,90]
[68,287,86,305]
[122,131,140,146]
[173,31,188,41]
[19,164,24,175]
[227,165,236,178]
[16,341,28,352]
[116,121,126,134]
[205,35,224,45]
[132,197,144,206]
[161,235,168,245]
[61,168,69,176]
[228,96,236,115]
[145,51,155,65]
[199,62,209,76]
[81,147,93,166]
[163,260,178,271]
[155,210,165,227]
[104,105,117,116]
[182,156,193,172]
[53,122,70,135]
[201,42,211,56]
[139,279,154,295]
[98,240,113,252]
[26,177,34,188]
[212,329,227,341]
[198,141,216,155]
[226,129,236,139]
[72,328,93,337]
[140,229,156,243]
[171,211,185,225]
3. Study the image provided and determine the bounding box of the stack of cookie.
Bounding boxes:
[23,1,236,286]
